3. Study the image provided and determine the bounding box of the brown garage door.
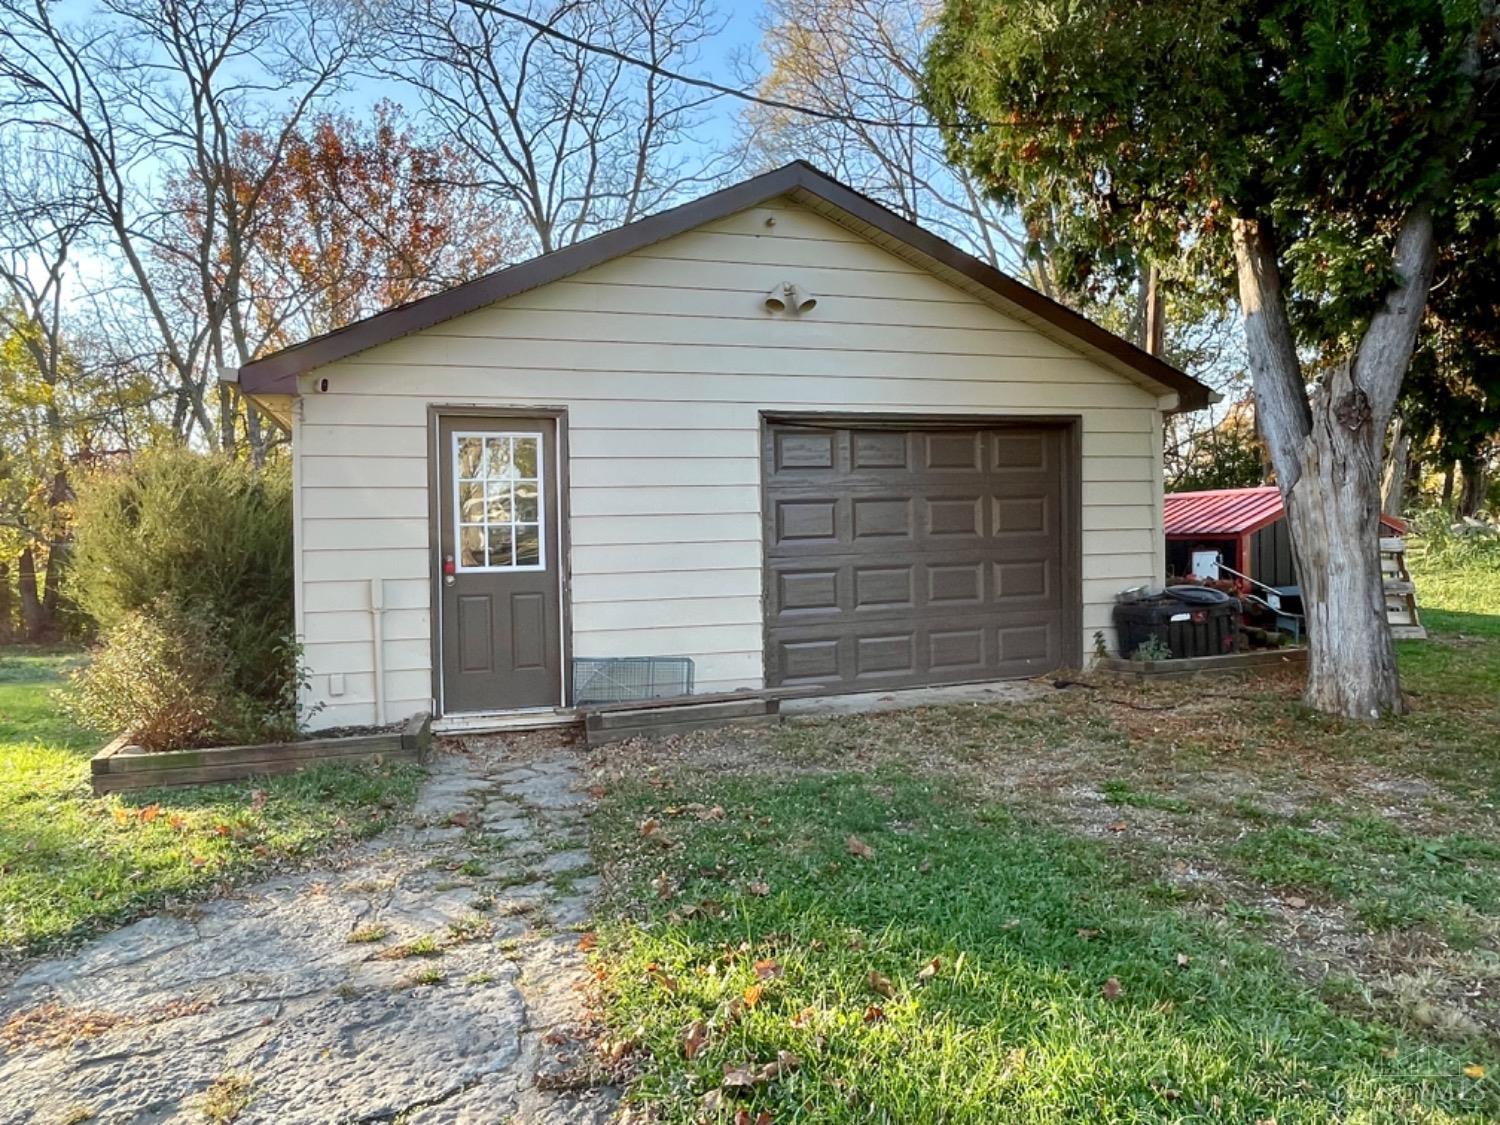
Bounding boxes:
[762,421,1077,691]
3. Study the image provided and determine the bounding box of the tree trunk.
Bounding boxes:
[1284,369,1403,720]
[1231,204,1433,719]
[1382,416,1411,519]
[0,562,12,644]
[1458,455,1485,516]
[1144,265,1165,357]
[18,547,43,641]
[1442,459,1457,507]
[39,538,63,634]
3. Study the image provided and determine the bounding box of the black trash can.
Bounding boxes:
[1114,586,1241,660]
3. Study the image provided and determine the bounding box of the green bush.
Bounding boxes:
[1409,507,1500,568]
[67,450,296,745]
[66,599,249,750]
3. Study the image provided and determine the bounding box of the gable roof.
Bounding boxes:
[233,161,1213,411]
[1165,486,1407,537]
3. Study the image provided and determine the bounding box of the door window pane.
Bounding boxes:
[453,430,547,571]
[485,437,515,480]
[458,482,484,522]
[513,483,538,523]
[459,525,485,568]
[457,437,483,479]
[486,529,515,568]
[485,482,512,522]
[513,437,538,478]
[514,525,541,566]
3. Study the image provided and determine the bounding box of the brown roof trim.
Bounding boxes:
[236,161,1212,410]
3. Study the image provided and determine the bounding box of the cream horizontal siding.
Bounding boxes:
[298,391,1156,433]
[302,578,429,611]
[295,200,1165,728]
[571,513,760,547]
[571,569,762,603]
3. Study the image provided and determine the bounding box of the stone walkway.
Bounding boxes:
[0,736,617,1124]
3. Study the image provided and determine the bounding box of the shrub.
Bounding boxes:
[1409,507,1500,568]
[67,450,296,745]
[66,600,244,750]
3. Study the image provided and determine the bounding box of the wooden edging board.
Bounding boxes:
[1094,649,1308,683]
[584,696,781,746]
[90,712,432,795]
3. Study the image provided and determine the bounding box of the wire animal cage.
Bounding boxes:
[571,656,694,706]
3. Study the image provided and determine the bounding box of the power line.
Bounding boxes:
[452,0,946,131]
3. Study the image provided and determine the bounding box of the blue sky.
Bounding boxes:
[333,1,769,155]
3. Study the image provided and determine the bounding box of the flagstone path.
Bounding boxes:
[0,735,616,1124]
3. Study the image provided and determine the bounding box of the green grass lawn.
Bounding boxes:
[589,552,1500,1123]
[0,648,422,960]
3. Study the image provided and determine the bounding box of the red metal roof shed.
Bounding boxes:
[1165,487,1406,537]
[1165,486,1406,587]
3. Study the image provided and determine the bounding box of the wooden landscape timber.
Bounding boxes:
[90,712,431,794]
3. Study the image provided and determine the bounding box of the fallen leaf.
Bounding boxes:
[639,818,660,837]
[747,879,771,897]
[1465,1064,1487,1079]
[249,789,268,811]
[1101,977,1123,1001]
[168,815,187,831]
[753,958,783,980]
[1285,896,1308,910]
[862,1004,886,1023]
[866,971,896,999]
[791,1005,817,1027]
[757,1051,801,1082]
[683,1019,709,1059]
[111,807,130,826]
[700,1089,726,1114]
[916,957,941,983]
[608,1037,635,1062]
[652,871,675,900]
[701,805,726,820]
[1175,953,1190,968]
[138,804,161,824]
[721,1062,757,1089]
[587,784,606,799]
[447,811,469,828]
[577,932,598,952]
[1106,820,1128,833]
[189,856,207,868]
[213,824,232,837]
[1076,928,1101,942]
[846,834,875,859]
[645,964,678,992]
[743,984,764,1008]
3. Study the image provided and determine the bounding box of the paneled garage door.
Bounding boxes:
[762,420,1077,691]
